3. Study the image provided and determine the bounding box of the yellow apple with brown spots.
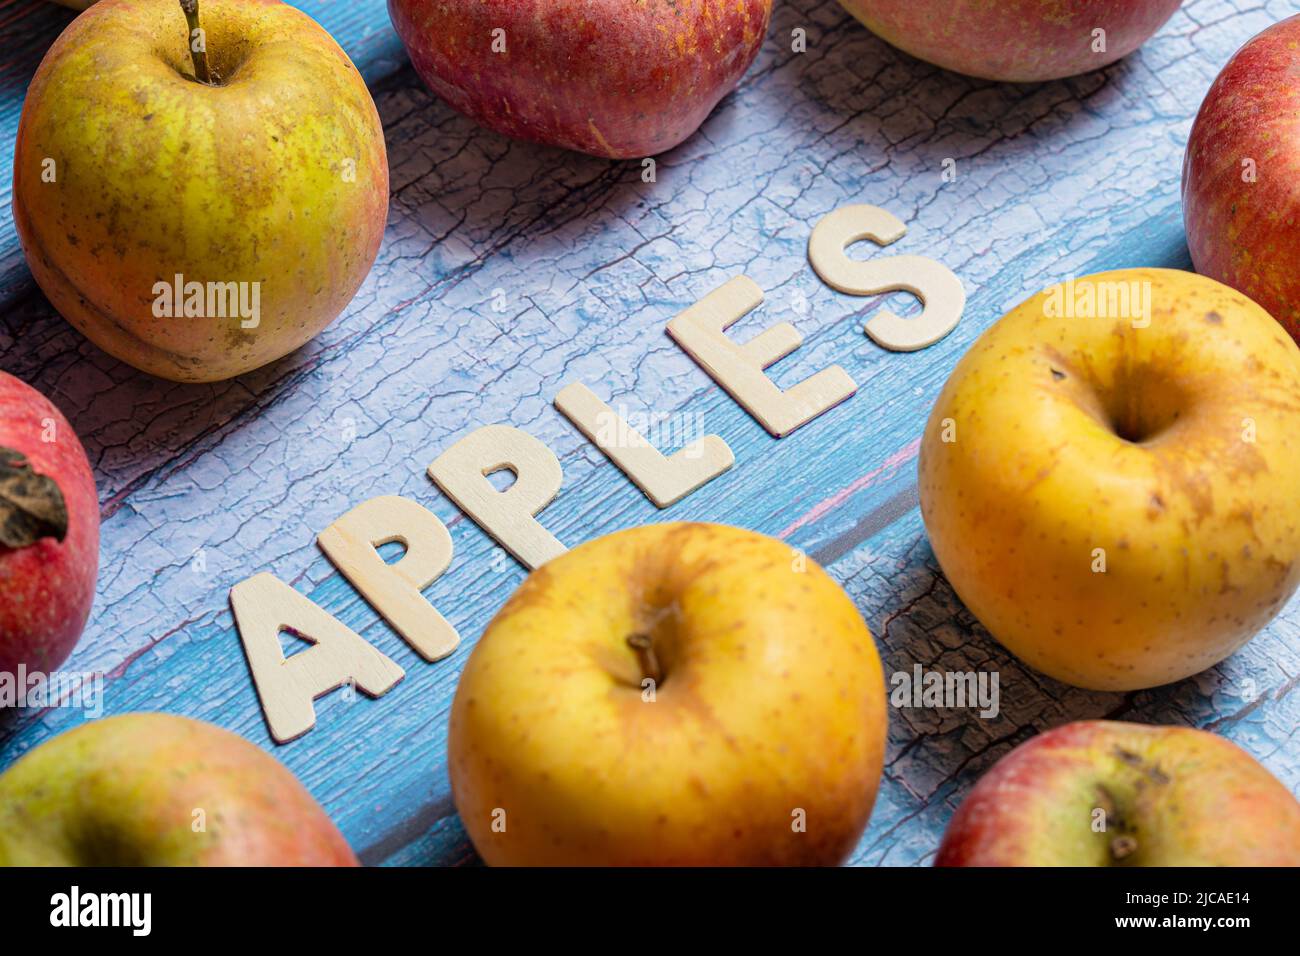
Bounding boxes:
[920,268,1300,690]
[13,0,388,382]
[448,522,887,865]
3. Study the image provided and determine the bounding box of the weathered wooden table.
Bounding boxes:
[0,0,1295,866]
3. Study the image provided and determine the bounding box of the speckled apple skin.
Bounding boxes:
[0,713,358,866]
[0,371,98,679]
[838,0,1182,82]
[449,522,887,866]
[1183,15,1300,344]
[13,0,389,383]
[919,269,1300,691]
[936,721,1300,866]
[388,0,772,159]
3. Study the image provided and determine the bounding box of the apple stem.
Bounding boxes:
[179,0,212,85]
[626,634,663,686]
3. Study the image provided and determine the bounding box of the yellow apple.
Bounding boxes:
[448,522,887,865]
[13,0,388,382]
[920,268,1300,690]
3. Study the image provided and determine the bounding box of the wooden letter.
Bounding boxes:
[553,382,734,508]
[317,495,460,663]
[666,276,856,437]
[230,573,405,744]
[807,203,965,351]
[427,424,566,569]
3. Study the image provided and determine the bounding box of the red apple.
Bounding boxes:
[1183,15,1300,344]
[0,713,358,865]
[837,0,1182,82]
[387,0,772,159]
[0,371,98,678]
[936,721,1300,866]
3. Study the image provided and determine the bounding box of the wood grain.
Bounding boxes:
[0,0,1296,867]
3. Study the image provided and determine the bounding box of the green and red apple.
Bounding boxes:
[13,0,388,382]
[0,713,357,865]
[936,721,1300,866]
[1183,15,1300,344]
[388,0,772,159]
[838,0,1183,82]
[449,522,887,865]
[0,371,98,679]
[920,268,1300,690]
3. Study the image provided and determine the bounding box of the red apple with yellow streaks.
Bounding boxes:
[1183,14,1300,344]
[388,0,772,159]
[837,0,1183,82]
[0,370,98,679]
[936,721,1300,866]
[0,713,358,866]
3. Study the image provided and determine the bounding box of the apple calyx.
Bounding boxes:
[178,0,213,85]
[1094,783,1141,865]
[0,446,69,548]
[1109,835,1138,862]
[625,633,663,686]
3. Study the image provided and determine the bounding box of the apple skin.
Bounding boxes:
[936,721,1300,866]
[1183,15,1300,345]
[0,371,98,679]
[387,0,772,159]
[919,268,1300,690]
[0,713,358,866]
[837,0,1182,82]
[448,522,887,865]
[13,0,388,383]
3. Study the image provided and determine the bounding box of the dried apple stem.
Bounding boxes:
[179,0,212,85]
[626,633,663,685]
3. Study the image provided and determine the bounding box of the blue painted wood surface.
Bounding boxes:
[1,0,1298,867]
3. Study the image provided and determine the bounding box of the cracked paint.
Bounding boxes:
[0,0,1295,868]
